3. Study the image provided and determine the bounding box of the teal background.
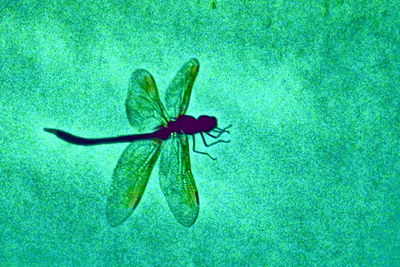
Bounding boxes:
[1,0,399,266]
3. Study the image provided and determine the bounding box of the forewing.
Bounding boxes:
[164,58,199,119]
[126,69,168,133]
[106,139,162,226]
[159,134,199,227]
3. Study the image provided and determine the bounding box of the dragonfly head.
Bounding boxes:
[198,115,217,132]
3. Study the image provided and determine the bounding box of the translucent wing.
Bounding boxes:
[126,69,168,133]
[164,58,199,119]
[159,133,199,227]
[106,139,162,226]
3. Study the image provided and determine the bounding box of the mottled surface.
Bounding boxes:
[1,0,399,265]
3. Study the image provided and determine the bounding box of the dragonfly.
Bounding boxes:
[44,58,231,227]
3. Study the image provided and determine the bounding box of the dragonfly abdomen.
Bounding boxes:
[44,128,169,145]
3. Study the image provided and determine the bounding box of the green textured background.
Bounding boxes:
[1,0,399,266]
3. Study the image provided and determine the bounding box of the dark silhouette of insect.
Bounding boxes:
[44,58,231,227]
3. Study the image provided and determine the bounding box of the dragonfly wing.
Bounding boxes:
[159,134,199,227]
[164,58,199,119]
[106,139,162,226]
[126,69,168,133]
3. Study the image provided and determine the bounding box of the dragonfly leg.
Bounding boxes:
[215,124,232,133]
[206,131,221,138]
[201,132,231,147]
[208,124,232,138]
[210,124,232,137]
[192,135,216,160]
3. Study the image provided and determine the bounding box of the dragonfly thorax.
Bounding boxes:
[166,115,217,135]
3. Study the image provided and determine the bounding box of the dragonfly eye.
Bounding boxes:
[198,115,217,132]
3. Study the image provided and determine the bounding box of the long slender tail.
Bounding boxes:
[43,128,155,146]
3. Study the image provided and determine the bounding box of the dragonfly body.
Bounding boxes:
[44,115,217,145]
[44,58,230,227]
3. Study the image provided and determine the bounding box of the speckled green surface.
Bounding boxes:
[1,0,399,266]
